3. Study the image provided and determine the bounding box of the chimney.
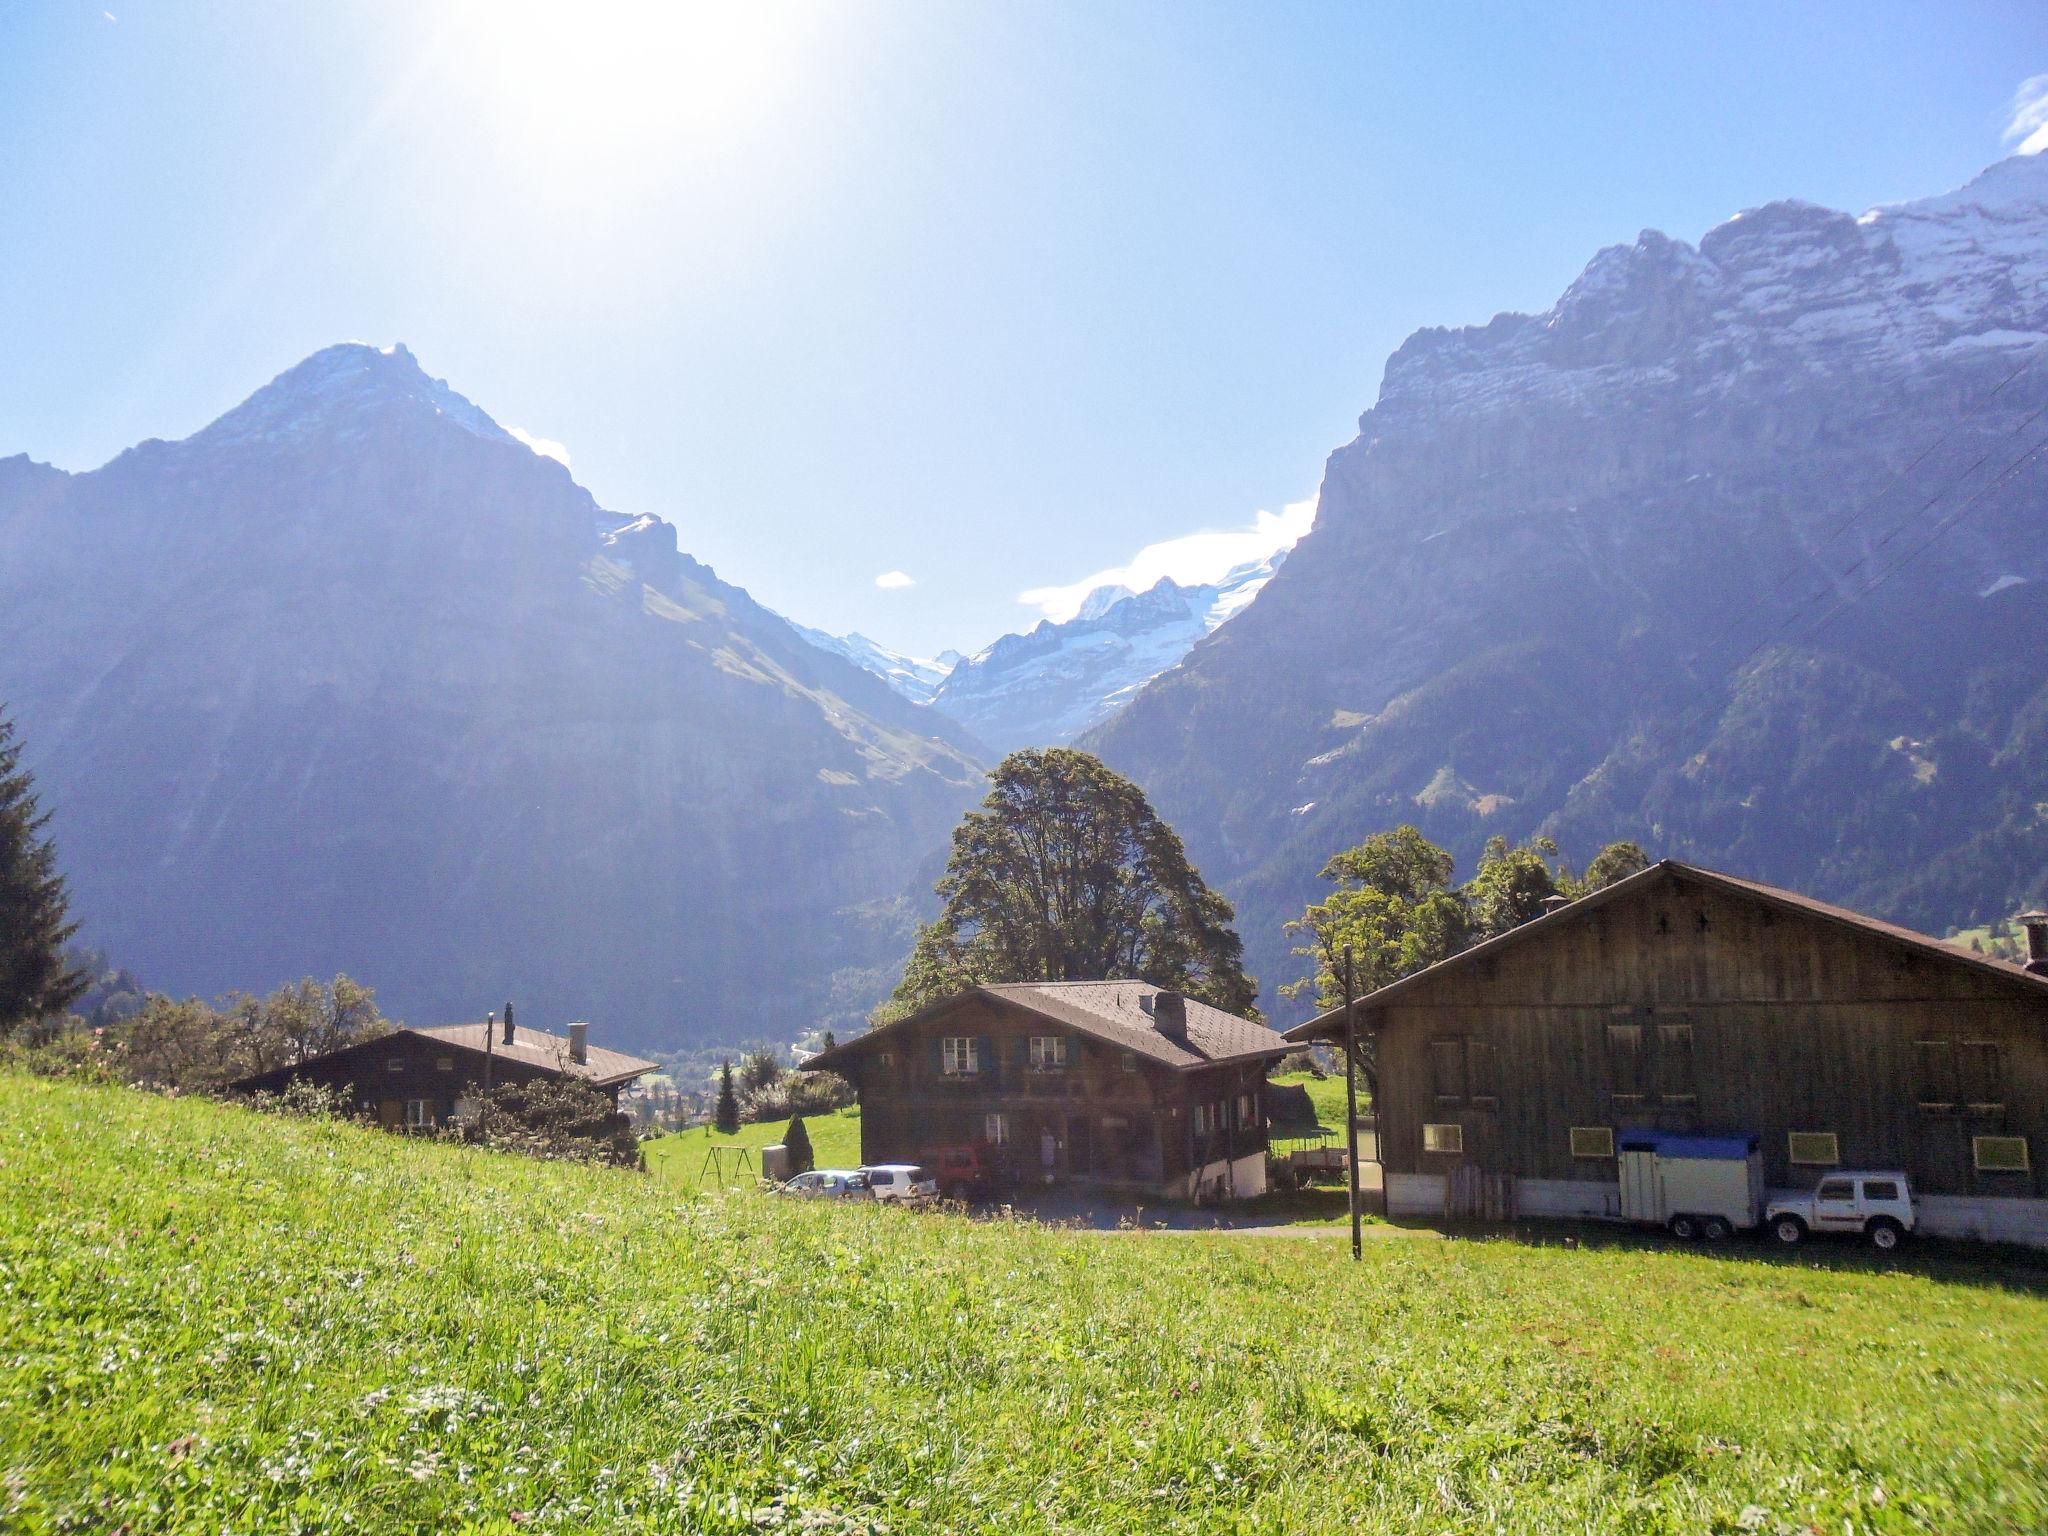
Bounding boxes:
[567,1021,589,1064]
[502,1002,516,1046]
[2019,911,2048,976]
[1152,991,1187,1042]
[1541,894,1572,917]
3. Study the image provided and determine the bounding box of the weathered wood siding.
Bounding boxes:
[846,995,1270,1190]
[1372,871,2046,1199]
[236,1034,577,1127]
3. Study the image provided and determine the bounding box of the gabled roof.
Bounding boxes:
[411,1022,656,1088]
[231,1022,656,1091]
[1286,858,2048,1042]
[808,980,1290,1074]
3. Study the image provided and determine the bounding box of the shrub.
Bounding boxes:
[453,1078,642,1169]
[784,1113,815,1175]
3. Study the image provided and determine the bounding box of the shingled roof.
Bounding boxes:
[411,1022,656,1088]
[808,980,1290,1073]
[1287,858,2048,1042]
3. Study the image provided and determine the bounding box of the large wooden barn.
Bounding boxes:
[806,982,1291,1201]
[1287,861,2048,1246]
[231,1015,655,1131]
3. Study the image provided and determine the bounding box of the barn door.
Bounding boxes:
[1619,1149,1662,1222]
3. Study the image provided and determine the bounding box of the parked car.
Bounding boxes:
[919,1145,994,1200]
[779,1169,872,1200]
[860,1164,939,1204]
[1764,1172,1917,1250]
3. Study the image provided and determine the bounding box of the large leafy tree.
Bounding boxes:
[0,708,87,1036]
[1282,825,1467,1012]
[894,748,1257,1017]
[1463,833,1571,941]
[1578,839,1652,892]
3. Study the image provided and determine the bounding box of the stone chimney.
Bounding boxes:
[1152,991,1187,1042]
[2018,912,2048,976]
[567,1021,589,1065]
[502,1003,516,1046]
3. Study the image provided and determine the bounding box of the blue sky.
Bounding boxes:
[4,3,2045,654]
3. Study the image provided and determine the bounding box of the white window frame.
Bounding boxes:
[983,1112,1009,1145]
[1973,1135,2030,1173]
[941,1037,981,1076]
[1569,1126,1615,1159]
[1237,1093,1254,1128]
[1788,1131,1840,1166]
[1422,1123,1463,1155]
[403,1098,436,1131]
[1028,1035,1069,1071]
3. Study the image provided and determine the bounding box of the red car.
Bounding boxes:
[920,1144,995,1200]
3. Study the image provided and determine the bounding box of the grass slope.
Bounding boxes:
[643,1110,865,1193]
[3,1076,2046,1533]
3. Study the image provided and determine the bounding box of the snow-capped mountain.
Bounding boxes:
[928,553,1285,751]
[0,342,984,1050]
[788,626,962,706]
[1085,153,2048,1020]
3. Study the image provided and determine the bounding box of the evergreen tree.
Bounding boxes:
[713,1059,740,1135]
[783,1113,814,1175]
[895,748,1256,1017]
[0,708,86,1036]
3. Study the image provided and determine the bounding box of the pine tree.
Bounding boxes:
[783,1113,814,1175]
[713,1059,740,1135]
[0,708,86,1036]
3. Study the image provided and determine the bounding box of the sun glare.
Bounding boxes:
[457,0,813,171]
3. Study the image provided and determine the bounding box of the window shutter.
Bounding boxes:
[931,1037,945,1074]
[1958,1042,2002,1107]
[1606,1024,1644,1098]
[1466,1039,1499,1103]
[1657,1023,1696,1102]
[1915,1040,1956,1108]
[1430,1038,1465,1102]
[978,1038,994,1075]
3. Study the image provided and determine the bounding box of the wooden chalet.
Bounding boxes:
[230,1014,656,1132]
[807,982,1291,1201]
[1288,860,2048,1246]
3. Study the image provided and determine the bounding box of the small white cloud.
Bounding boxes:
[508,425,570,466]
[103,10,116,20]
[1016,494,1318,623]
[2007,74,2048,156]
[874,570,916,590]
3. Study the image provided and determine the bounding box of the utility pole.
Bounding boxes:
[1343,945,1362,1262]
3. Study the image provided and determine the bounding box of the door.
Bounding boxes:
[1812,1176,1861,1232]
[1620,1149,1662,1222]
[378,1099,403,1128]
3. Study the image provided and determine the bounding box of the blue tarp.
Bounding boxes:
[1617,1130,1759,1159]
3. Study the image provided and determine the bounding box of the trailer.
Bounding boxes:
[1617,1130,1763,1240]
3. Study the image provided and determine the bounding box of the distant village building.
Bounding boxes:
[807,982,1291,1201]
[1288,861,2048,1246]
[230,1014,655,1131]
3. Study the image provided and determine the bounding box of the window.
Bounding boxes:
[1466,1040,1500,1105]
[1973,1135,2030,1174]
[1657,1023,1696,1103]
[1915,1040,1956,1110]
[1816,1178,1856,1203]
[874,1051,894,1069]
[403,1098,436,1130]
[941,1037,981,1076]
[1120,1051,1139,1073]
[1569,1126,1615,1159]
[1238,1093,1255,1129]
[1029,1035,1069,1071]
[1788,1131,1840,1166]
[387,1057,405,1072]
[1422,1123,1464,1155]
[1606,1024,1644,1101]
[1861,1180,1900,1202]
[1429,1038,1466,1103]
[1957,1041,2003,1110]
[435,1057,454,1072]
[983,1112,1009,1145]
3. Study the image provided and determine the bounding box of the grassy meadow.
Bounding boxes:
[644,1109,865,1192]
[4,1075,2047,1534]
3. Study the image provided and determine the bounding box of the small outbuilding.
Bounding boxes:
[230,1014,655,1131]
[806,981,1292,1201]
[1287,860,2048,1247]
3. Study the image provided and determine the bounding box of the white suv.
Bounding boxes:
[860,1164,939,1204]
[1765,1172,1917,1250]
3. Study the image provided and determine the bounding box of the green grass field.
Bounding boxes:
[643,1108,866,1192]
[4,1075,2046,1533]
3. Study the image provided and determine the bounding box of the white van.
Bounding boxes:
[860,1164,939,1204]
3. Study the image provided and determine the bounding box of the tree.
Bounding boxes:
[108,974,390,1090]
[714,1060,740,1135]
[783,1113,815,1175]
[740,1047,783,1094]
[1462,833,1569,941]
[1577,840,1652,893]
[0,708,87,1036]
[894,748,1256,1017]
[1283,826,1466,1011]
